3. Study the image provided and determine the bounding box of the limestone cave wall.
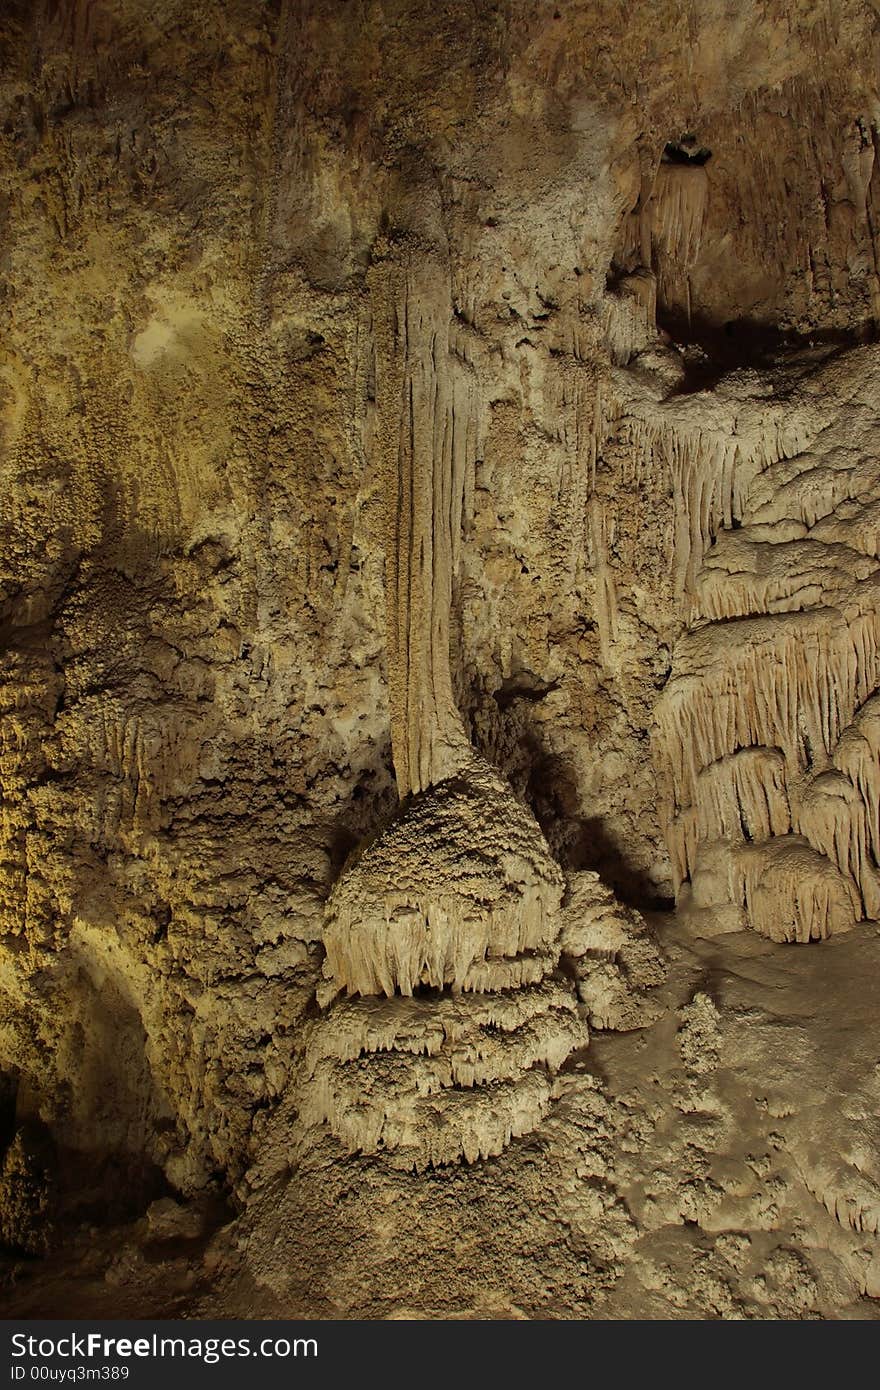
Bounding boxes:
[1,0,880,1257]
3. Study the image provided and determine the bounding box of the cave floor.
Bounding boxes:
[4,918,880,1321]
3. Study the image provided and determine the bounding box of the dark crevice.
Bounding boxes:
[492,672,560,711]
[659,313,871,392]
[522,742,673,911]
[0,1073,18,1156]
[662,135,712,165]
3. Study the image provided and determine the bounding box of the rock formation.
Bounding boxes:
[645,351,880,940]
[302,253,592,1168]
[1,0,880,1321]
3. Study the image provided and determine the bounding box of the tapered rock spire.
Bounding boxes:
[303,252,588,1168]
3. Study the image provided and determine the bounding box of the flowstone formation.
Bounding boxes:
[638,350,880,942]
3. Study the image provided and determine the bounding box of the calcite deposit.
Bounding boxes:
[1,0,880,1321]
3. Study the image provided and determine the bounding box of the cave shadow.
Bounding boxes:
[657,309,873,394]
[521,736,674,913]
[325,739,399,879]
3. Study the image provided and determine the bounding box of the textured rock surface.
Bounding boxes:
[309,755,584,1168]
[1,0,880,1318]
[646,349,880,940]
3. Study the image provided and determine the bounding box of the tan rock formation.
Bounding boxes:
[560,871,665,1030]
[649,349,880,940]
[1,0,880,1320]
[304,248,589,1165]
[321,758,564,1003]
[306,754,586,1167]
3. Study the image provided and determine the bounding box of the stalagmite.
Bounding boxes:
[10,0,880,1321]
[299,982,583,1170]
[302,254,602,1166]
[319,756,564,1002]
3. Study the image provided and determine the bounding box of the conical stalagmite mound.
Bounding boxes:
[301,981,584,1170]
[307,754,586,1168]
[320,756,565,1001]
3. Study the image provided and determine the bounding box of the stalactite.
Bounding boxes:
[613,415,798,604]
[835,695,880,868]
[728,837,861,942]
[650,163,708,270]
[373,257,478,800]
[649,350,880,940]
[694,533,876,623]
[666,748,791,895]
[553,359,602,580]
[657,609,880,802]
[588,498,619,668]
[603,270,657,366]
[794,769,880,919]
